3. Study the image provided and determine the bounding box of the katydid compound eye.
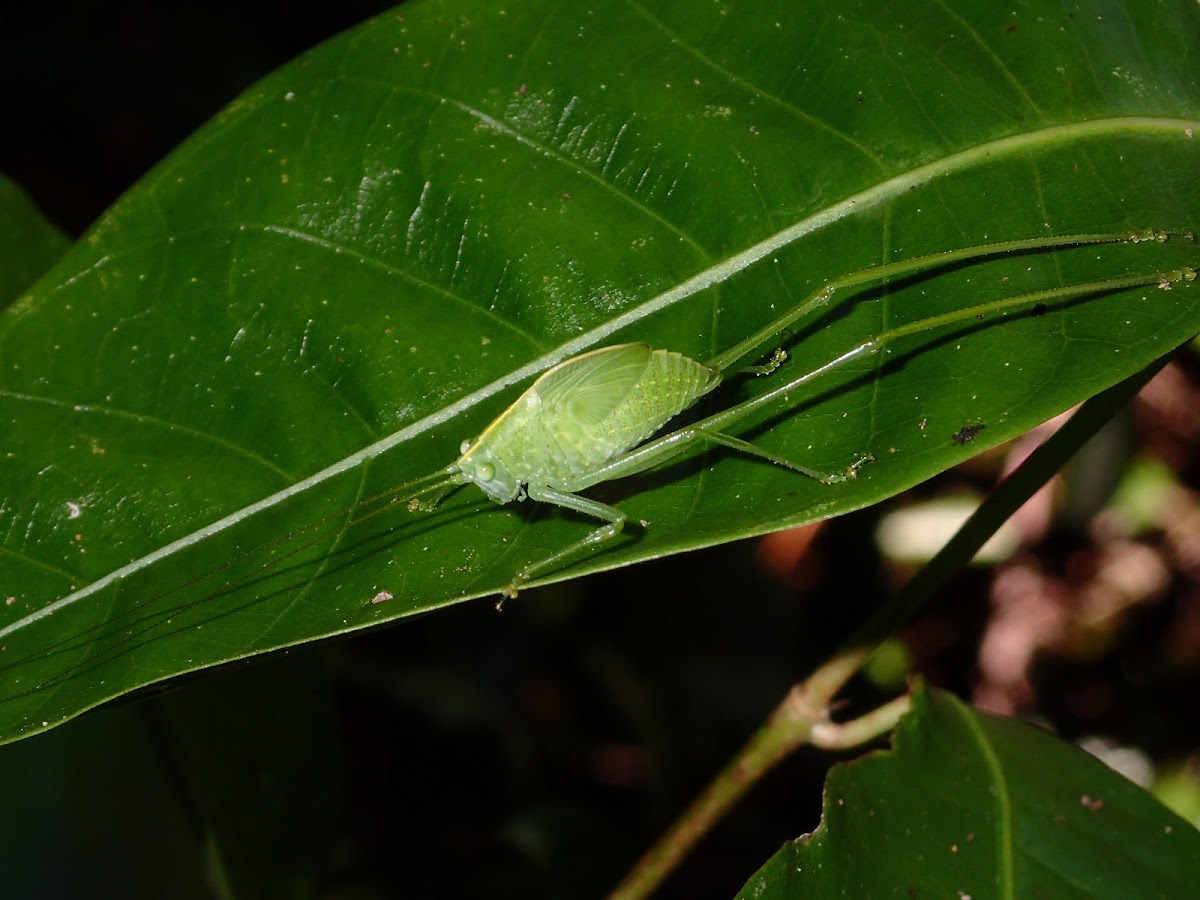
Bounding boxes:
[478,462,495,481]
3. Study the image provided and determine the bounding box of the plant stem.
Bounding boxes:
[607,646,875,900]
[809,693,912,750]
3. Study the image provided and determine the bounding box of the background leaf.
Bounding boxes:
[156,654,344,899]
[1,0,1199,744]
[0,704,210,898]
[737,684,1200,899]
[0,176,68,304]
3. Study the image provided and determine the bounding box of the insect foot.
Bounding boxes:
[821,453,876,484]
[496,579,523,609]
[1156,266,1197,290]
[739,347,788,377]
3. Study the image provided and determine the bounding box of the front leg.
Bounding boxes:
[501,484,627,600]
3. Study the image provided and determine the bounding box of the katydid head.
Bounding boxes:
[456,437,522,504]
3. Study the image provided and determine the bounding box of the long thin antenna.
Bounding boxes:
[0,465,469,684]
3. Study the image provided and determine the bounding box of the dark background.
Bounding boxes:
[2,2,1197,898]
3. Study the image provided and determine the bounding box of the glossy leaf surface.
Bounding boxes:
[1,0,1199,743]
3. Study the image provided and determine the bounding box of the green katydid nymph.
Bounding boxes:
[377,230,1196,599]
[419,340,836,601]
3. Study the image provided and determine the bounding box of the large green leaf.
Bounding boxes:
[1,0,1198,744]
[737,685,1200,898]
